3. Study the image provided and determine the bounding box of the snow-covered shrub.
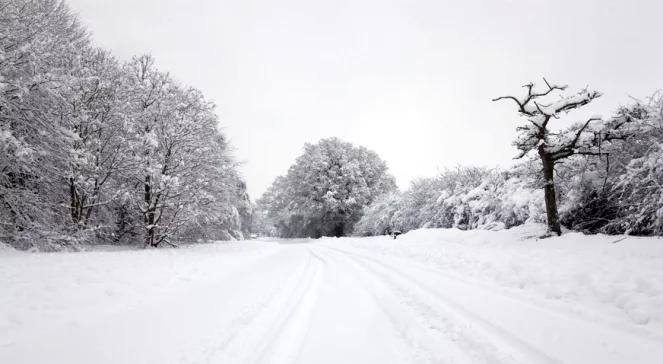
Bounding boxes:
[609,143,663,235]
[560,95,663,235]
[354,166,545,236]
[353,192,402,236]
[556,154,616,233]
[492,173,546,228]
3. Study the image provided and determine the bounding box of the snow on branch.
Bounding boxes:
[493,78,602,160]
[492,78,568,117]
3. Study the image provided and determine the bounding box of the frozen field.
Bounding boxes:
[1,225,663,364]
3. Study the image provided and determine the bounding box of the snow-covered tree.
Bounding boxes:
[122,56,246,247]
[64,49,132,232]
[494,79,609,235]
[258,138,396,238]
[0,0,90,248]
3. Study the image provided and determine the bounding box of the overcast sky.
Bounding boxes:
[67,0,663,198]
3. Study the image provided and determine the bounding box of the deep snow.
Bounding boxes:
[1,224,662,363]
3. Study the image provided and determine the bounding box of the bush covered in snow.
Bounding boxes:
[354,166,545,236]
[560,96,663,235]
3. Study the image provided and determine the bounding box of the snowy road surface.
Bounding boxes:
[2,228,663,364]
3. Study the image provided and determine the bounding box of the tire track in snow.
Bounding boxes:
[319,245,524,364]
[321,245,563,364]
[196,247,319,364]
[195,278,290,364]
[248,247,327,364]
[314,245,478,364]
[176,248,310,364]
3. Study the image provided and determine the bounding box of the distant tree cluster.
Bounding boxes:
[0,0,251,250]
[353,166,545,236]
[356,82,663,237]
[256,138,396,238]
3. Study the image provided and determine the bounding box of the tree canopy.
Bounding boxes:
[257,138,396,238]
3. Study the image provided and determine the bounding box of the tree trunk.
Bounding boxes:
[144,175,157,247]
[83,179,99,226]
[539,149,562,235]
[69,177,77,223]
[333,223,344,237]
[69,177,83,227]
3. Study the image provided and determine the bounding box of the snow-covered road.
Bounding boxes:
[2,229,663,363]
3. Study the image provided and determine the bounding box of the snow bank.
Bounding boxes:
[0,241,289,363]
[0,241,17,254]
[343,224,663,333]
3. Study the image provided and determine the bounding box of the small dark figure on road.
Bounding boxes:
[392,230,402,239]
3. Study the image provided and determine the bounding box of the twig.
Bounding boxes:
[610,237,628,244]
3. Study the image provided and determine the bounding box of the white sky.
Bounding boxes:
[67,0,663,198]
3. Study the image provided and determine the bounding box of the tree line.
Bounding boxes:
[1,0,251,250]
[355,83,662,237]
[258,83,663,238]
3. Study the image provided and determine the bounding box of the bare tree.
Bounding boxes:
[493,79,605,235]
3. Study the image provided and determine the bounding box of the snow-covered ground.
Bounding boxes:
[2,225,663,364]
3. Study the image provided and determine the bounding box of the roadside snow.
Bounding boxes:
[342,224,663,333]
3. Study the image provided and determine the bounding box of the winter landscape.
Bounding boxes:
[2,0,663,363]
